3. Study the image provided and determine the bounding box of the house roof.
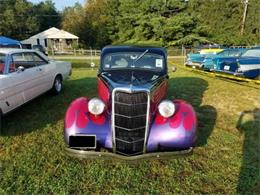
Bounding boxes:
[22,27,78,42]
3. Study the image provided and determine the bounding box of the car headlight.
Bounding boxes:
[158,100,176,118]
[88,98,105,115]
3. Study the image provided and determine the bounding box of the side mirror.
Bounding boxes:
[171,66,177,72]
[17,66,25,73]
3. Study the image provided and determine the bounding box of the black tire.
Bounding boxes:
[255,74,260,80]
[51,75,62,95]
[0,110,2,134]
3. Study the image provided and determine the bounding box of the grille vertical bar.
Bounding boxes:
[113,90,149,155]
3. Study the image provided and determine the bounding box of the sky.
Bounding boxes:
[28,0,85,11]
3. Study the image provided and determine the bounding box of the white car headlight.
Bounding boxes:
[88,98,105,115]
[158,100,176,118]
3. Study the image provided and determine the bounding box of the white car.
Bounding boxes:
[0,49,71,128]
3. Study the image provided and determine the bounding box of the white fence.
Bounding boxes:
[48,49,187,57]
[48,46,254,58]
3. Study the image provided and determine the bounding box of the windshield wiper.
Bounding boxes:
[132,49,149,67]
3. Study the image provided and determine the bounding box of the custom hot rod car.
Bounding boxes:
[64,46,197,159]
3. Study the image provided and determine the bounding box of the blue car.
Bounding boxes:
[202,49,246,71]
[212,48,260,79]
[185,49,223,68]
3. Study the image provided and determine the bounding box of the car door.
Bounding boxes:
[0,73,17,114]
[9,52,43,104]
[31,52,55,92]
[0,53,20,114]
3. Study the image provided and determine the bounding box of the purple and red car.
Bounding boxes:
[64,46,197,159]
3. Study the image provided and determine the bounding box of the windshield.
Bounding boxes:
[218,49,243,57]
[102,52,165,71]
[242,49,260,57]
[0,53,6,74]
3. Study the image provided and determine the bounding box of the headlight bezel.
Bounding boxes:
[88,97,105,116]
[158,100,176,118]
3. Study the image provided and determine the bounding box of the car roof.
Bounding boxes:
[103,45,165,49]
[0,48,38,54]
[0,48,49,61]
[200,48,223,54]
[101,45,167,57]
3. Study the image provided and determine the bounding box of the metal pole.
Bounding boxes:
[241,0,249,35]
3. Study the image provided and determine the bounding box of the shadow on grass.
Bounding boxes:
[169,77,217,147]
[1,77,97,136]
[236,108,260,194]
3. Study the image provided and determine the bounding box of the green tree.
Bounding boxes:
[188,0,260,45]
[33,0,61,32]
[62,0,110,48]
[0,0,39,40]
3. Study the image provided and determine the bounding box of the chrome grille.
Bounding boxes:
[113,90,148,155]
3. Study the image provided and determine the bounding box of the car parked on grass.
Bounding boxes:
[211,47,260,79]
[185,48,223,68]
[0,49,72,129]
[202,48,246,71]
[64,45,197,159]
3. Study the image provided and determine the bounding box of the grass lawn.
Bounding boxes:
[0,59,259,194]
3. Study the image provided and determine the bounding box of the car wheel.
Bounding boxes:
[51,75,62,95]
[255,71,260,80]
[0,110,2,134]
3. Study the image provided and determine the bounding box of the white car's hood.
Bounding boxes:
[0,75,6,79]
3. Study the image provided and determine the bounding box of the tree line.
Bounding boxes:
[0,0,259,48]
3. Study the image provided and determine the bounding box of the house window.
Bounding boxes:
[37,39,40,45]
[44,39,47,47]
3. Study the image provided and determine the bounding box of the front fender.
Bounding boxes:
[64,97,112,150]
[147,100,197,152]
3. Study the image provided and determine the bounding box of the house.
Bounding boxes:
[21,27,79,52]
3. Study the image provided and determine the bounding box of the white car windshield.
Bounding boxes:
[242,49,260,57]
[102,52,165,71]
[0,53,6,74]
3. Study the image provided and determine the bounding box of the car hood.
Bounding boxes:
[99,70,166,91]
[188,53,215,63]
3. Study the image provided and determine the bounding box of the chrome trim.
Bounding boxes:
[66,147,193,160]
[114,101,147,106]
[115,125,146,131]
[144,90,150,153]
[115,137,144,144]
[111,87,150,154]
[115,113,146,119]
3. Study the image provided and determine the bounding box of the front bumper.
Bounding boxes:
[65,98,197,157]
[66,147,193,160]
[185,62,203,68]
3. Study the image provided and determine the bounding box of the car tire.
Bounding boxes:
[0,110,2,134]
[51,75,62,95]
[256,71,260,80]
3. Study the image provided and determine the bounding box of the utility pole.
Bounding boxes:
[241,0,249,35]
